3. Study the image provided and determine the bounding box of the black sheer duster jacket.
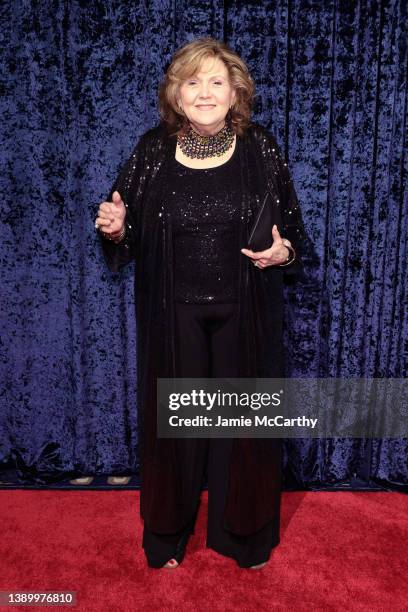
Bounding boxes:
[99,122,305,537]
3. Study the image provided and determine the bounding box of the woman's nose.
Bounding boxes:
[198,84,210,98]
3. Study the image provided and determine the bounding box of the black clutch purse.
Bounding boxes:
[248,190,282,252]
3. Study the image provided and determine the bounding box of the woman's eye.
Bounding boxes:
[186,80,223,85]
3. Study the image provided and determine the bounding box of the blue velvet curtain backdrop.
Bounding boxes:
[1,0,407,489]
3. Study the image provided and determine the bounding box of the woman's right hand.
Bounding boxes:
[96,191,126,237]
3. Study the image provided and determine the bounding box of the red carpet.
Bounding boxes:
[0,490,406,611]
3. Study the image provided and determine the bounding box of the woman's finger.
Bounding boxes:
[271,225,282,243]
[96,216,114,227]
[98,223,121,235]
[99,202,114,213]
[241,248,265,260]
[98,210,114,220]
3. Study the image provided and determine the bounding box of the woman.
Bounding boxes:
[95,38,305,570]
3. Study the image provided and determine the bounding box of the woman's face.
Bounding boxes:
[178,56,236,136]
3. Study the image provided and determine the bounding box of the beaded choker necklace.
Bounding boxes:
[177,120,235,159]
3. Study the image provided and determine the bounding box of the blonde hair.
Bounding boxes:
[158,37,255,137]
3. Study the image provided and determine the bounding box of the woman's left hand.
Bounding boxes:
[241,225,291,269]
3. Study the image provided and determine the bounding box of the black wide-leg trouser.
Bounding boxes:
[142,301,281,568]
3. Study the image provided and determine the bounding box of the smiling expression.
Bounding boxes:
[178,56,236,136]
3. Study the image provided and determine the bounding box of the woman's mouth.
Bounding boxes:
[195,105,216,110]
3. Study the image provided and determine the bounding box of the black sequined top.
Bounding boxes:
[165,141,242,303]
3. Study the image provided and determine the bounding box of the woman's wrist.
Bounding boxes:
[278,244,296,266]
[100,223,126,244]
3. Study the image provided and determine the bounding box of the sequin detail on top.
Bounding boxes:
[165,144,242,304]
